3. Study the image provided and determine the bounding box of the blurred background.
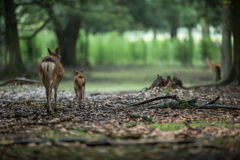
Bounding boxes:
[0,0,230,92]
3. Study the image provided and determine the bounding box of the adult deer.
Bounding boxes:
[73,69,86,108]
[38,48,64,114]
[205,57,221,72]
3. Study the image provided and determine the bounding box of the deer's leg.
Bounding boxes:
[82,86,85,103]
[79,89,82,108]
[54,85,59,111]
[46,87,52,114]
[74,87,78,103]
[50,88,52,100]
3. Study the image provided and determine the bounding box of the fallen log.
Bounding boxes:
[0,116,73,128]
[131,95,179,106]
[195,96,220,109]
[0,78,42,87]
[0,137,195,146]
[145,98,197,109]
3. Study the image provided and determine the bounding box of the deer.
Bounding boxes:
[38,47,64,114]
[73,69,86,108]
[205,57,221,72]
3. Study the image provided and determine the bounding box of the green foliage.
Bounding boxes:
[147,121,206,131]
[86,31,202,66]
[18,29,222,68]
[199,38,220,60]
[20,30,57,65]
[180,6,198,29]
[162,89,171,93]
[173,38,194,66]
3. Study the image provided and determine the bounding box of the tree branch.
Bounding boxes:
[195,96,220,109]
[131,95,179,106]
[16,1,42,6]
[20,19,51,39]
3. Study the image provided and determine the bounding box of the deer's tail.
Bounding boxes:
[41,58,56,86]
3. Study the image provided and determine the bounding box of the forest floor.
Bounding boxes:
[0,66,240,160]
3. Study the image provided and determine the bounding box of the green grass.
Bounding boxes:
[147,120,240,131]
[0,65,214,92]
[59,65,214,92]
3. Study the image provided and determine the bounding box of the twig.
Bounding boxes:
[195,95,220,109]
[131,95,179,106]
[197,104,240,110]
[129,114,152,122]
[105,103,120,107]
[145,98,197,109]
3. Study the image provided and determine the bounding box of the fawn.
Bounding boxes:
[205,57,221,72]
[73,69,86,108]
[38,48,64,114]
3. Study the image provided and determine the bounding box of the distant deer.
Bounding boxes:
[73,69,86,108]
[38,48,64,114]
[205,57,221,72]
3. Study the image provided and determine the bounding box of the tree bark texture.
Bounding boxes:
[231,0,240,84]
[47,6,81,66]
[170,11,178,39]
[221,3,232,79]
[3,0,25,76]
[201,18,210,38]
[216,0,240,85]
[54,19,81,66]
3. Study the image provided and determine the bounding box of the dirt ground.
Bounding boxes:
[0,80,240,159]
[0,65,239,159]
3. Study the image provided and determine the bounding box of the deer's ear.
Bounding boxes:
[55,47,60,54]
[73,69,75,74]
[80,69,84,73]
[48,48,53,55]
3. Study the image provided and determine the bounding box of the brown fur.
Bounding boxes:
[38,48,64,114]
[205,58,221,72]
[73,69,86,108]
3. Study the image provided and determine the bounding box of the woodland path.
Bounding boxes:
[0,85,240,159]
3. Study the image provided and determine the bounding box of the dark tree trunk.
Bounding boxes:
[201,19,210,38]
[0,42,2,67]
[54,19,81,66]
[3,0,25,77]
[217,0,240,85]
[170,11,178,39]
[170,24,177,39]
[26,39,33,62]
[84,29,90,67]
[152,28,157,42]
[231,0,240,83]
[46,5,81,67]
[221,3,232,79]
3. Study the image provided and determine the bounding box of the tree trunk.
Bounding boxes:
[26,39,33,62]
[84,29,90,67]
[54,19,81,66]
[3,0,25,77]
[187,27,193,66]
[170,11,178,39]
[221,3,232,80]
[201,18,210,38]
[152,28,157,42]
[170,24,177,39]
[217,0,240,85]
[231,0,240,84]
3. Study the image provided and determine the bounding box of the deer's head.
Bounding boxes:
[48,47,61,61]
[73,69,84,78]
